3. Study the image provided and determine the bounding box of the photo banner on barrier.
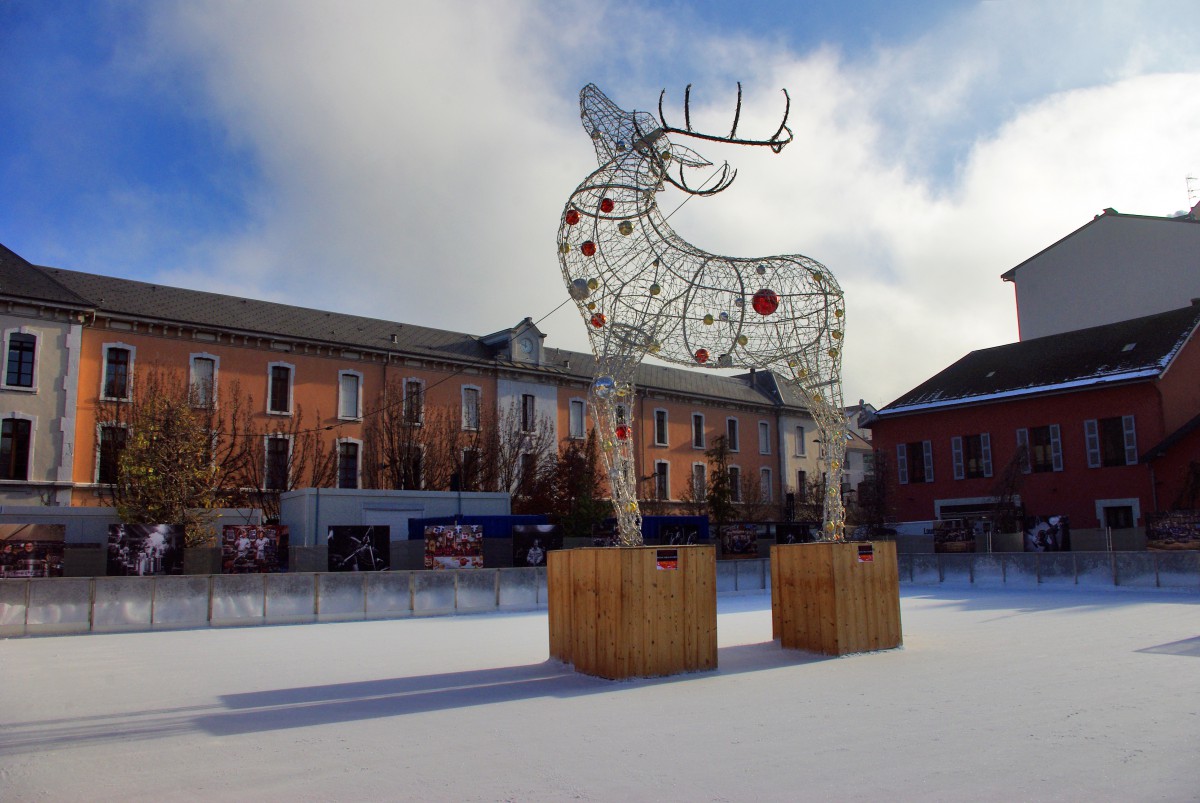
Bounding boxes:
[425,524,483,569]
[222,525,290,573]
[1146,511,1200,551]
[327,526,390,572]
[0,523,66,578]
[512,524,562,567]
[107,524,185,576]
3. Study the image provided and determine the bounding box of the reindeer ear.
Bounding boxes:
[669,144,713,168]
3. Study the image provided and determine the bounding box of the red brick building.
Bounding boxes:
[871,304,1200,529]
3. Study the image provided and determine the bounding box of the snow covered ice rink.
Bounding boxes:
[2,587,1198,802]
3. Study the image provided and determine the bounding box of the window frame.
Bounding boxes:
[758,420,771,455]
[460,446,481,491]
[794,425,806,457]
[692,413,705,449]
[1087,416,1137,468]
[461,385,482,431]
[0,413,35,481]
[729,465,742,503]
[726,417,740,452]
[336,437,362,489]
[951,433,992,480]
[1019,424,1064,474]
[654,460,670,501]
[337,370,364,421]
[691,462,707,499]
[760,467,773,502]
[2,327,39,391]
[897,440,933,484]
[263,433,293,491]
[568,398,586,440]
[403,377,426,427]
[400,442,425,490]
[95,422,129,485]
[100,343,135,402]
[266,361,295,416]
[189,353,219,408]
[653,408,669,447]
[520,393,536,433]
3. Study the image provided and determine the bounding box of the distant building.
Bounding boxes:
[1002,206,1200,341]
[1,243,829,518]
[0,246,91,505]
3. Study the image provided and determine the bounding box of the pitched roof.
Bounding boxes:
[0,244,92,308]
[1000,209,1200,282]
[4,243,804,413]
[878,304,1200,416]
[40,264,493,362]
[1141,411,1200,462]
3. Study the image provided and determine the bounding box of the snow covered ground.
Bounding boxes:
[2,587,1198,802]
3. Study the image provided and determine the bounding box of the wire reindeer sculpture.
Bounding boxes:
[558,83,848,547]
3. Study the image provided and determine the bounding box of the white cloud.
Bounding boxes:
[121,1,1200,409]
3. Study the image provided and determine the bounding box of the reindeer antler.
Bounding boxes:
[658,82,793,154]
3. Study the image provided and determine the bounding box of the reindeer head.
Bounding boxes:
[578,83,793,196]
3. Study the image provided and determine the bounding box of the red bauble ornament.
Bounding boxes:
[599,198,615,213]
[565,209,580,225]
[581,240,597,257]
[694,348,709,364]
[615,424,630,440]
[752,288,780,316]
[590,312,606,328]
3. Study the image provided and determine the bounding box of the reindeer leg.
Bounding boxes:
[590,353,646,547]
[785,364,847,542]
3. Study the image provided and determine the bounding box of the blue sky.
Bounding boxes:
[3,1,1199,405]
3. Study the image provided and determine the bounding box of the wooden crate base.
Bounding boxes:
[548,545,717,679]
[771,541,902,656]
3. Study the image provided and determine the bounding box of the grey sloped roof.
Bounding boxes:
[879,304,1200,415]
[39,265,492,362]
[0,244,92,307]
[6,244,791,410]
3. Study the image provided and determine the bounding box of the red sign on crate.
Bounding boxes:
[857,544,874,563]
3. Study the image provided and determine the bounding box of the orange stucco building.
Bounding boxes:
[3,243,827,515]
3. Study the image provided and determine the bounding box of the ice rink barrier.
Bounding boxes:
[896,551,1200,590]
[2,552,1196,636]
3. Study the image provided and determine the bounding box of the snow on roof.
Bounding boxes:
[878,304,1200,416]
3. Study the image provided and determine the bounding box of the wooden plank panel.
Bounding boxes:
[596,549,622,679]
[878,541,902,649]
[770,553,781,640]
[546,545,718,679]
[664,550,685,675]
[813,544,839,654]
[620,548,643,677]
[547,550,570,662]
[571,549,598,676]
[644,546,664,676]
[772,542,902,656]
[695,547,718,670]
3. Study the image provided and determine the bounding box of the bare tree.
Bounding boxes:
[362,379,428,491]
[737,469,778,523]
[233,403,334,523]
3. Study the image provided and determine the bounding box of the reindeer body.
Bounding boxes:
[558,84,848,545]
